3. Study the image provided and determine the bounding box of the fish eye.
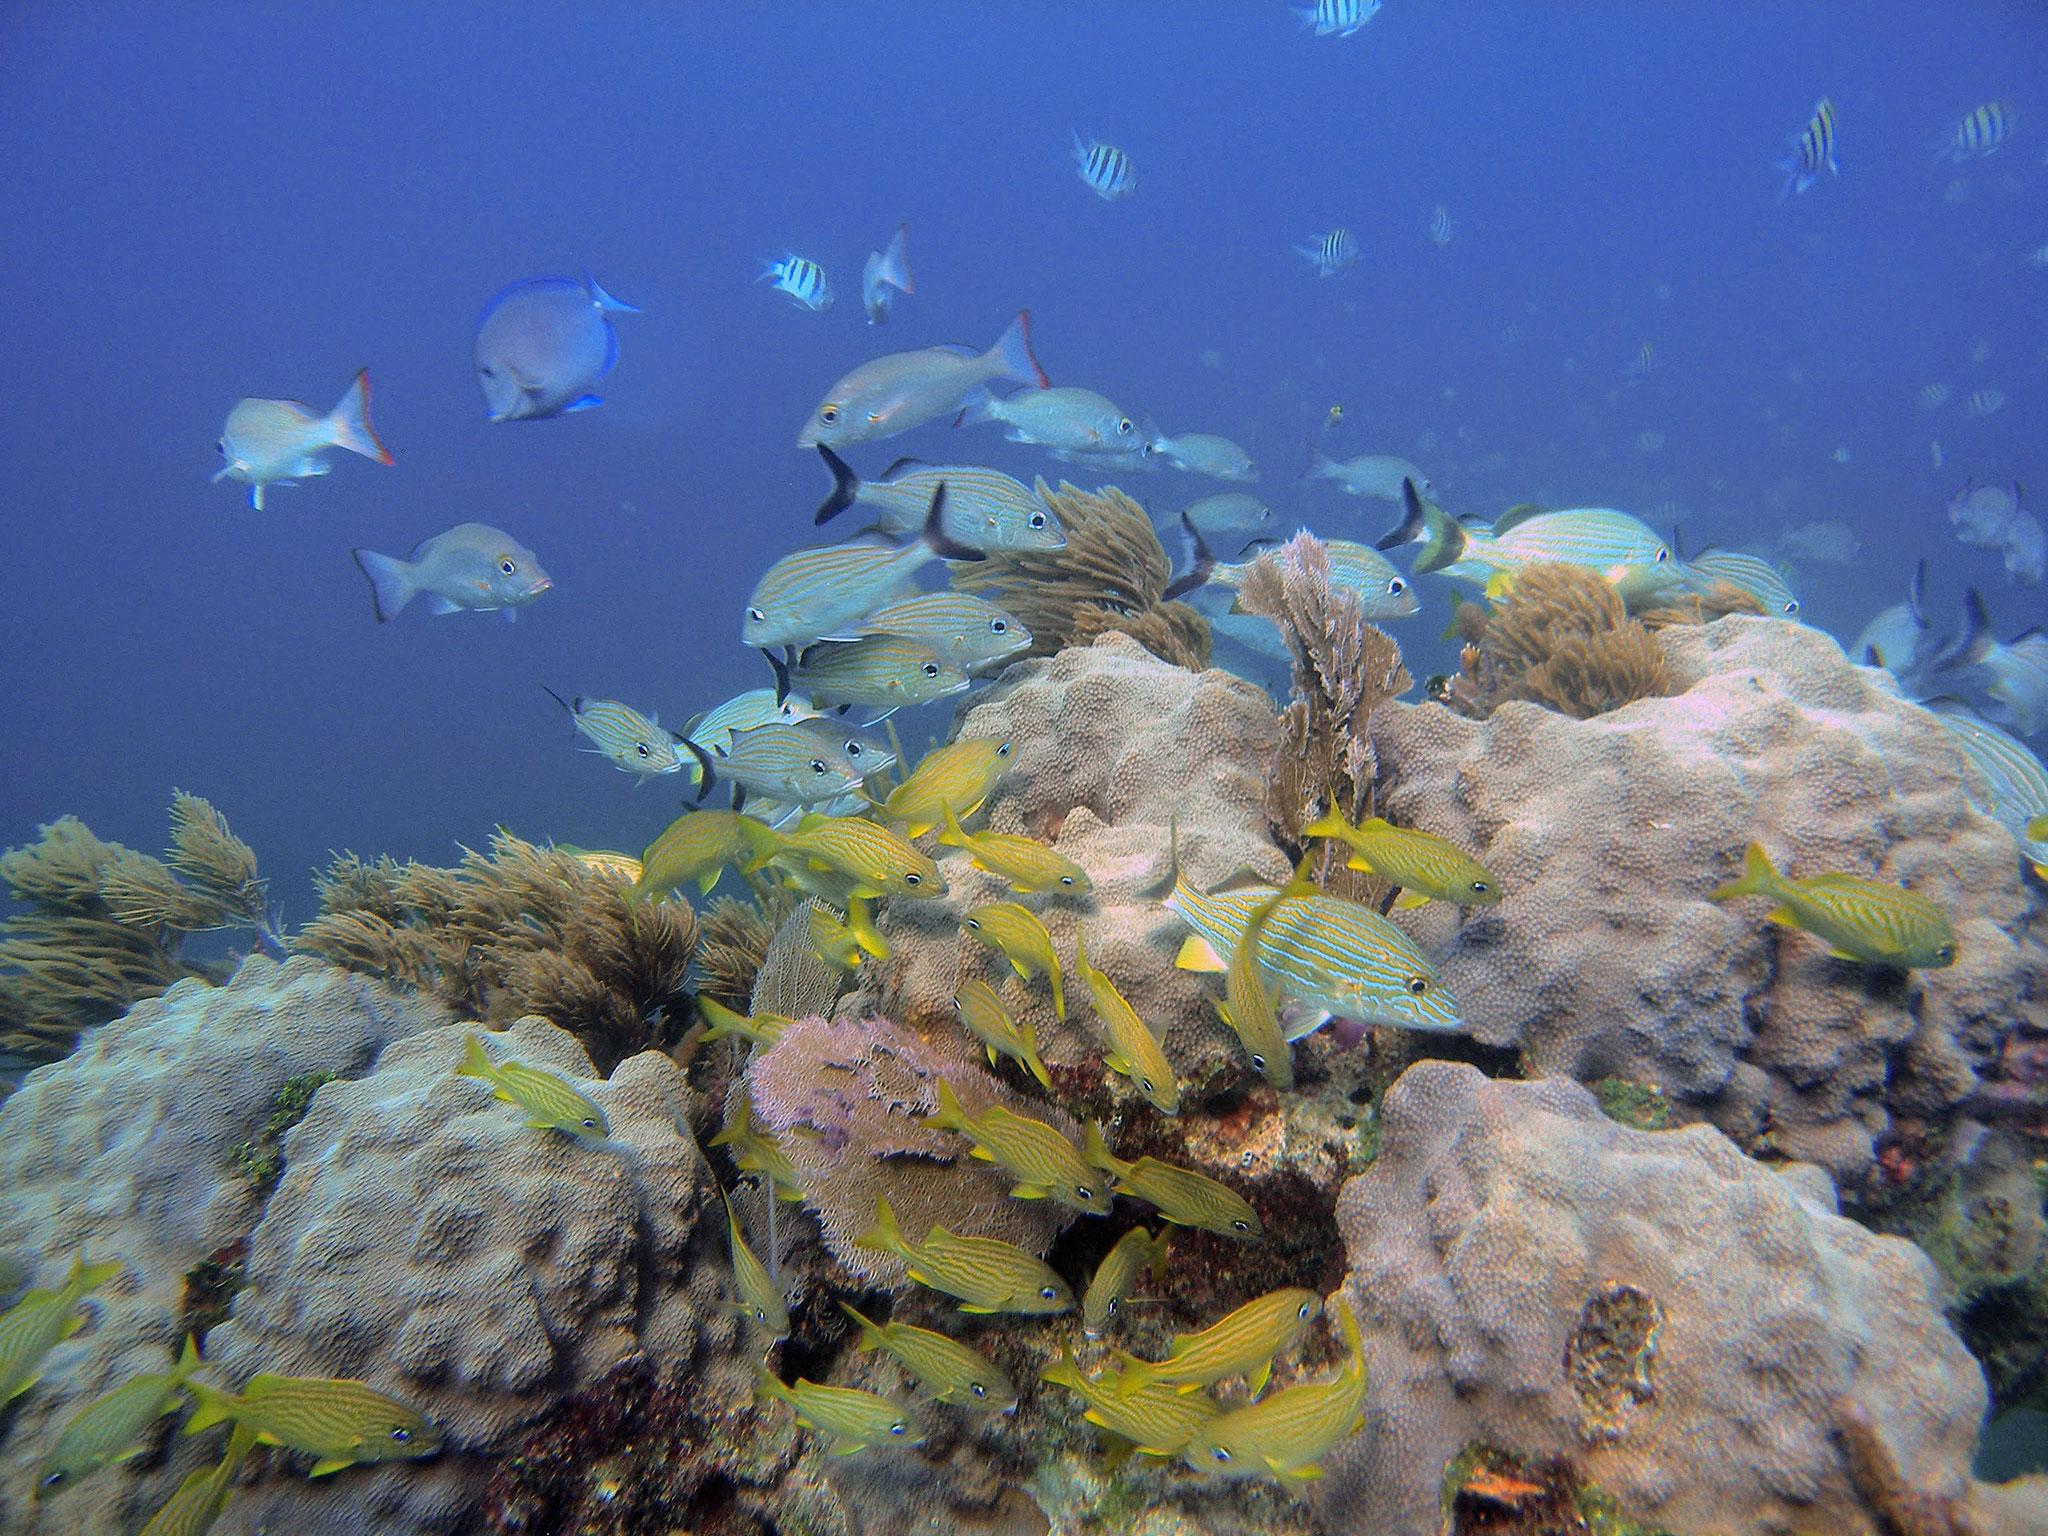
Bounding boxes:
[997,742,1012,756]
[845,741,865,757]
[952,996,964,1011]
[965,918,981,930]
[971,1382,988,1398]
[1029,512,1047,528]
[1784,600,1800,614]
[1936,944,1957,964]
[747,606,766,622]
[1038,1285,1059,1300]
[391,1427,412,1443]
[1117,418,1134,434]
[1212,1447,1233,1463]
[1471,881,1490,894]
[1231,1219,1251,1233]
[499,558,517,575]
[39,1471,66,1489]
[1407,977,1429,995]
[1059,875,1076,887]
[867,411,885,425]
[921,662,939,677]
[582,1116,597,1129]
[905,872,922,886]
[1389,578,1407,595]
[890,1422,907,1436]
[1139,1077,1154,1092]
[810,758,828,774]
[820,404,841,424]
[1297,1300,1312,1318]
[990,619,1007,633]
[1654,548,1670,562]
[215,438,226,454]
[1106,1298,1119,1316]
[1077,1185,1093,1200]
[1250,1053,1267,1070]
[636,742,651,757]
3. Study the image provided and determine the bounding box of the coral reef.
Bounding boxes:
[742,1013,1075,1285]
[1371,615,2047,1181]
[1230,533,1412,865]
[0,955,441,1534]
[949,480,1211,670]
[0,793,269,1062]
[1320,1061,1993,1536]
[1446,562,1670,720]
[294,830,698,1070]
[694,893,777,1009]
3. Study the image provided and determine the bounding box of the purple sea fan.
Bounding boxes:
[742,1014,1076,1284]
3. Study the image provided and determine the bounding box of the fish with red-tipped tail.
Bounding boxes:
[863,223,915,324]
[214,368,391,510]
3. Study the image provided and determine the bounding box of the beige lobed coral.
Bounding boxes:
[1320,1061,1996,1536]
[0,956,443,1535]
[1370,615,2047,1181]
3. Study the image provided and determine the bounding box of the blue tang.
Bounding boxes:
[473,274,638,422]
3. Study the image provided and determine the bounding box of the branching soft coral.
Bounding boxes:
[293,830,696,1070]
[0,793,268,1062]
[1232,534,1411,891]
[1448,562,1670,720]
[949,479,1211,670]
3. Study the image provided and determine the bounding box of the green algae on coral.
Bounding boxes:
[1591,1077,1670,1130]
[229,1071,336,1197]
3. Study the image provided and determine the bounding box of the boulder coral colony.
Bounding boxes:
[1,534,2046,1535]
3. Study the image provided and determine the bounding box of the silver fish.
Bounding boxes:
[744,488,983,649]
[352,523,552,623]
[685,720,875,812]
[849,591,1031,671]
[1304,443,1430,501]
[1179,493,1273,549]
[958,387,1141,453]
[1148,432,1257,483]
[214,369,392,510]
[862,224,914,325]
[473,274,638,422]
[545,690,687,780]
[813,449,1065,551]
[798,311,1048,450]
[776,638,971,713]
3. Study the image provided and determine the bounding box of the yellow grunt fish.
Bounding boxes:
[1709,843,1957,969]
[1076,926,1178,1114]
[1083,1227,1171,1339]
[1298,812,1500,907]
[38,1335,202,1496]
[0,1256,124,1407]
[629,809,756,899]
[871,736,1013,838]
[939,805,1092,894]
[722,1189,790,1340]
[1111,1288,1321,1397]
[961,902,1066,1021]
[698,997,794,1050]
[1181,1299,1368,1482]
[921,1080,1112,1214]
[184,1373,440,1477]
[1041,1350,1221,1458]
[755,1369,926,1456]
[951,978,1053,1089]
[1217,885,1293,1091]
[838,1302,1018,1411]
[709,1095,805,1201]
[138,1423,255,1536]
[740,812,943,901]
[807,904,866,970]
[854,1196,1073,1315]
[456,1033,608,1138]
[1083,1126,1260,1239]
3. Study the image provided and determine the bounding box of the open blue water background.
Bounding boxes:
[0,1,2042,914]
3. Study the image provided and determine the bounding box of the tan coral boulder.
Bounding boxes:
[1320,1060,1990,1536]
[1371,615,2046,1179]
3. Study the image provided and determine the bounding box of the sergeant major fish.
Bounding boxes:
[1778,97,1839,198]
[760,253,834,312]
[1295,228,1359,277]
[862,223,915,325]
[1295,0,1380,36]
[1072,133,1136,200]
[798,310,1048,450]
[1941,101,2014,162]
[214,368,392,510]
[473,273,638,421]
[353,523,553,623]
[812,447,1066,550]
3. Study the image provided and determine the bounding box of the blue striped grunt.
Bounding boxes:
[1925,699,2048,879]
[798,311,1048,451]
[849,592,1031,673]
[812,447,1065,550]
[854,1196,1073,1314]
[839,1302,1017,1411]
[743,486,983,649]
[1378,480,1681,601]
[755,1368,925,1455]
[1709,843,1957,969]
[1778,97,1838,198]
[759,252,834,311]
[544,689,685,781]
[874,737,1013,838]
[1942,101,2013,163]
[1684,550,1801,615]
[1041,1349,1221,1457]
[1295,227,1359,277]
[1083,1226,1171,1338]
[456,1033,608,1138]
[1171,518,1418,621]
[1,1257,124,1407]
[1111,1289,1321,1398]
[183,1373,441,1477]
[1082,1126,1260,1238]
[952,977,1054,1089]
[683,720,875,814]
[37,1335,200,1496]
[1180,1298,1368,1482]
[939,806,1092,895]
[1075,925,1178,1114]
[1072,132,1136,200]
[922,1079,1111,1215]
[682,689,821,775]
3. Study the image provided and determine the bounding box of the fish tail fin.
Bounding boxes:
[1390,478,1467,572]
[1709,842,1781,903]
[1960,587,1995,666]
[182,1379,237,1435]
[923,1077,971,1134]
[1106,1353,1155,1396]
[1301,440,1335,482]
[173,1334,202,1380]
[919,483,982,562]
[583,271,640,313]
[753,1367,794,1408]
[1299,808,1353,841]
[877,223,913,293]
[350,547,415,623]
[987,309,1049,390]
[325,368,394,465]
[1161,511,1217,601]
[765,648,795,705]
[814,445,863,525]
[1335,1294,1365,1378]
[1907,558,1928,630]
[679,737,717,803]
[455,1031,496,1083]
[1047,959,1066,1023]
[937,802,971,849]
[697,996,750,1043]
[837,1300,886,1349]
[1022,1044,1053,1090]
[1774,155,1804,202]
[733,818,782,873]
[845,895,890,959]
[854,1194,906,1256]
[1080,1120,1126,1178]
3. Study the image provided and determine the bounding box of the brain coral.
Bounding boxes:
[203,1013,741,1535]
[1369,615,2047,1180]
[0,956,442,1535]
[1321,1060,1991,1536]
[867,633,1290,1106]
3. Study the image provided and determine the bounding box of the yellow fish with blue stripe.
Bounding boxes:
[709,1095,804,1201]
[1709,843,1957,969]
[1083,1126,1260,1239]
[722,1189,789,1340]
[961,902,1065,1020]
[183,1373,441,1477]
[755,1369,925,1456]
[838,1301,1017,1412]
[738,812,944,900]
[544,689,686,781]
[0,1256,123,1407]
[1180,1298,1367,1482]
[1298,812,1500,908]
[456,1032,608,1138]
[855,1196,1073,1314]
[1082,1226,1171,1338]
[951,978,1053,1090]
[137,1424,255,1536]
[939,805,1092,894]
[921,1079,1111,1215]
[1076,925,1178,1114]
[872,736,1013,838]
[38,1336,202,1497]
[1110,1288,1320,1397]
[1040,1350,1220,1458]
[1217,884,1294,1092]
[698,997,793,1049]
[629,808,755,900]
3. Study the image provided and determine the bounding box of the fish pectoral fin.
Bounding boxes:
[1826,947,1868,962]
[828,1439,868,1458]
[1248,1360,1272,1394]
[1393,890,1433,909]
[1175,936,1226,973]
[958,1302,998,1315]
[1275,1459,1324,1482]
[564,394,605,412]
[1009,1183,1047,1199]
[428,595,465,616]
[1763,908,1802,930]
[1103,1051,1132,1075]
[967,1146,996,1162]
[309,1456,355,1478]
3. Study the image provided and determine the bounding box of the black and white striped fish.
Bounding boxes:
[1294,227,1359,277]
[1071,133,1136,201]
[1294,0,1380,37]
[1778,97,1838,199]
[1941,101,2013,163]
[759,253,834,312]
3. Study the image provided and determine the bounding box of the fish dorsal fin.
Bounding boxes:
[1490,503,1552,533]
[881,456,930,478]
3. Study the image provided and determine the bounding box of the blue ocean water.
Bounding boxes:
[0,1,2042,909]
